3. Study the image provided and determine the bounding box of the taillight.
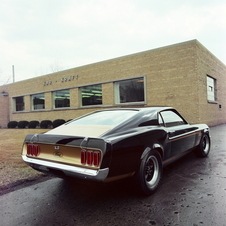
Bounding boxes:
[87,151,93,165]
[81,149,101,167]
[93,151,101,167]
[81,150,86,165]
[27,144,40,157]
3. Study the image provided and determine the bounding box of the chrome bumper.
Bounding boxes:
[22,155,109,181]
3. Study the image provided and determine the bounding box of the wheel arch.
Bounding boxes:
[203,128,210,136]
[141,143,164,161]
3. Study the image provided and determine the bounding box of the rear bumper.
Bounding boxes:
[22,155,109,181]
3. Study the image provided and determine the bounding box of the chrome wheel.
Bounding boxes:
[136,150,162,196]
[202,135,210,155]
[194,133,211,157]
[145,155,160,189]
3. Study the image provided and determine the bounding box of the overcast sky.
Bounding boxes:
[0,0,225,85]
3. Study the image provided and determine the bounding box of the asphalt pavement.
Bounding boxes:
[0,124,226,226]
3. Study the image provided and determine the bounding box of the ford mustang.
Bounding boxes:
[21,107,211,195]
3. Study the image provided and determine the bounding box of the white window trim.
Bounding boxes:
[52,89,70,109]
[31,93,45,110]
[206,76,216,103]
[114,76,146,105]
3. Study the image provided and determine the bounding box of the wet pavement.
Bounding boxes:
[0,124,226,226]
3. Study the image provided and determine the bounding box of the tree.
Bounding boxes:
[49,60,64,73]
[0,69,12,85]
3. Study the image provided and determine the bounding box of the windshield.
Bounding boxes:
[68,110,138,126]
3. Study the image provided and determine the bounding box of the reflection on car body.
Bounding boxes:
[22,107,211,195]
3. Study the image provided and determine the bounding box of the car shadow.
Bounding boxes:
[56,151,201,200]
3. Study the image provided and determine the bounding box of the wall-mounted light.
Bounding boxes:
[0,91,8,96]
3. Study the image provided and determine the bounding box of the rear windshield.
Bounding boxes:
[68,110,138,126]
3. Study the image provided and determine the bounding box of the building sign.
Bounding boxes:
[43,75,78,86]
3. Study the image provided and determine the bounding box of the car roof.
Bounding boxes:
[98,106,173,113]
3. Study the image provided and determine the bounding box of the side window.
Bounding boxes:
[160,110,186,127]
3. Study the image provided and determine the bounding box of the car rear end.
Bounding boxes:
[21,133,111,181]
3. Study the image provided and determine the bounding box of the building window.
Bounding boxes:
[53,89,70,108]
[207,76,216,102]
[115,77,145,104]
[81,84,102,106]
[14,96,24,111]
[31,93,45,110]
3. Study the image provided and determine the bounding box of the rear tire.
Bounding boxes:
[194,133,211,157]
[136,150,162,196]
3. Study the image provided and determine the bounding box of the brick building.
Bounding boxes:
[0,40,225,128]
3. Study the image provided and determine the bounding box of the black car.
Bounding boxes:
[22,107,210,195]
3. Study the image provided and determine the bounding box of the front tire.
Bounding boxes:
[194,133,211,157]
[136,150,162,196]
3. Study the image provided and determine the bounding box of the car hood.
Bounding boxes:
[46,124,114,138]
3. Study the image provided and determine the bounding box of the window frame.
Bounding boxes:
[13,96,24,112]
[206,75,217,103]
[114,77,145,105]
[159,110,187,127]
[31,93,45,110]
[80,84,103,106]
[53,89,70,109]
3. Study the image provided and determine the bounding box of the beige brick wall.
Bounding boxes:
[0,93,9,127]
[144,42,200,123]
[102,83,114,106]
[24,95,30,112]
[45,92,52,110]
[70,88,79,108]
[0,40,225,127]
[196,42,226,126]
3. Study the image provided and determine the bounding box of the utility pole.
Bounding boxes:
[12,65,15,83]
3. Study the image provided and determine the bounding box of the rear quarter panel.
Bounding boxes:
[106,128,168,177]
[105,123,209,178]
